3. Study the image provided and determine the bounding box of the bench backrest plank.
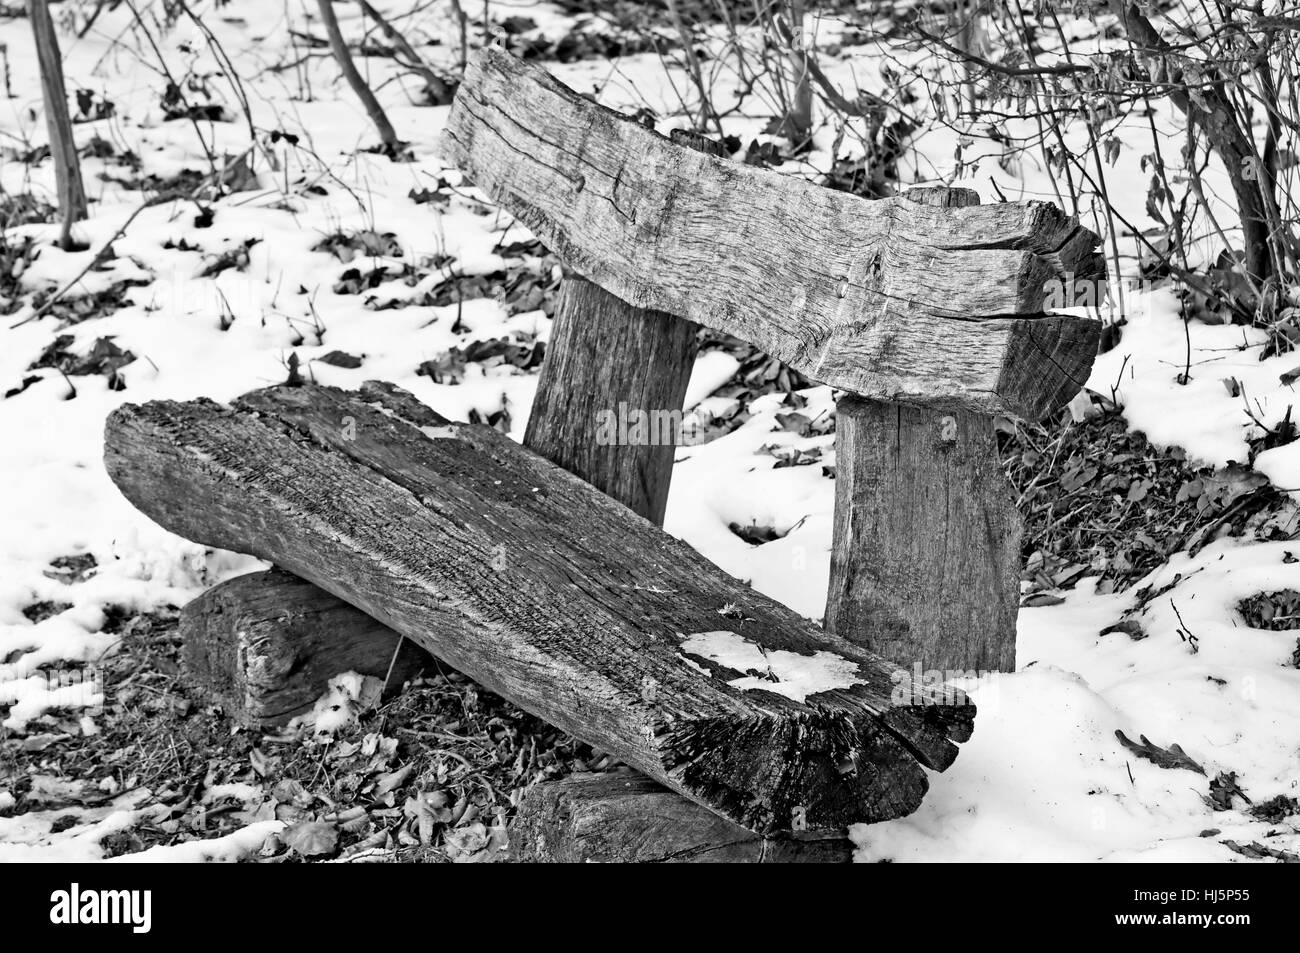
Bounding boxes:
[443,47,1103,420]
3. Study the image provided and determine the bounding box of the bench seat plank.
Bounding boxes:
[105,382,973,834]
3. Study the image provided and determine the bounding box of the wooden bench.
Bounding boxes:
[104,48,1102,860]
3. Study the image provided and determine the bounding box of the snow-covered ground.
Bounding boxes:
[1,2,1297,861]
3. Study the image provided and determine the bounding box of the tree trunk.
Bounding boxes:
[316,0,401,153]
[1106,0,1275,288]
[783,1,813,149]
[28,0,87,250]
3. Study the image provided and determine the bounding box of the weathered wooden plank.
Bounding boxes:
[178,275,696,719]
[524,276,698,526]
[104,382,973,833]
[509,772,853,863]
[442,47,1103,419]
[824,396,1023,674]
[179,568,429,726]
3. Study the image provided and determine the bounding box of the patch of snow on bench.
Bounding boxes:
[678,631,863,702]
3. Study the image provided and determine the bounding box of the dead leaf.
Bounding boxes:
[443,822,489,862]
[1099,619,1147,640]
[316,350,363,369]
[1204,771,1249,811]
[1222,840,1300,862]
[282,819,339,857]
[1021,592,1065,607]
[1115,730,1205,774]
[373,764,415,796]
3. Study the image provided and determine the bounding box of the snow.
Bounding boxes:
[110,821,283,863]
[855,536,1300,861]
[0,793,148,863]
[683,351,741,410]
[1087,287,1291,471]
[289,671,383,739]
[852,665,1228,863]
[0,0,1296,862]
[667,388,837,619]
[678,630,863,702]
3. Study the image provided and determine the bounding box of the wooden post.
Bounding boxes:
[825,397,1022,674]
[28,0,87,250]
[823,186,1023,674]
[179,568,429,726]
[509,772,853,863]
[523,129,731,527]
[524,276,697,526]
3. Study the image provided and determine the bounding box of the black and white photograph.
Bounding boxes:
[0,0,1293,914]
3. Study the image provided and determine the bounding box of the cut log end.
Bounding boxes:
[179,568,429,725]
[999,314,1103,420]
[666,708,933,831]
[509,772,855,863]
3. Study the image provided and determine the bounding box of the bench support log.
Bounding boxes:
[179,568,429,726]
[509,772,854,863]
[825,397,1022,673]
[525,276,698,526]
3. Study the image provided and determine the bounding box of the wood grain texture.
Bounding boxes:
[179,568,428,725]
[824,396,1023,673]
[442,47,1103,419]
[509,772,853,863]
[524,276,698,526]
[104,382,974,833]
